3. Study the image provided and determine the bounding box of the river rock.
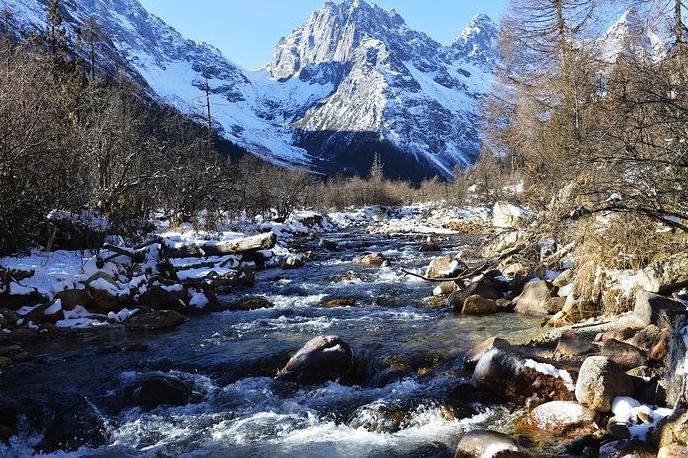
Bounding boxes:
[629,324,662,350]
[319,239,340,251]
[228,296,274,311]
[447,277,504,312]
[426,256,463,279]
[575,356,636,412]
[137,285,187,313]
[556,330,594,357]
[461,295,497,315]
[601,339,648,370]
[282,255,305,269]
[434,281,458,297]
[276,335,354,385]
[473,348,574,402]
[86,274,125,311]
[513,280,555,315]
[527,401,595,433]
[54,288,94,309]
[634,291,686,330]
[419,238,441,252]
[455,430,529,457]
[649,329,670,363]
[348,402,407,433]
[320,297,357,308]
[598,439,656,458]
[464,337,511,371]
[123,374,197,411]
[359,252,386,266]
[637,251,688,294]
[124,310,186,331]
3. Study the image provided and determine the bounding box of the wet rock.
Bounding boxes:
[575,356,636,412]
[359,252,386,266]
[634,291,686,330]
[455,429,529,457]
[276,335,354,385]
[137,285,186,313]
[208,269,256,293]
[420,238,441,252]
[601,339,648,370]
[320,297,357,308]
[598,439,656,458]
[426,256,463,279]
[282,255,305,269]
[637,251,688,294]
[461,295,497,315]
[319,239,340,251]
[228,296,274,311]
[473,348,575,402]
[0,356,12,368]
[0,392,111,452]
[124,310,186,331]
[8,328,39,342]
[555,433,604,457]
[123,374,197,411]
[348,402,407,433]
[464,337,511,371]
[527,401,595,433]
[513,280,555,315]
[556,330,594,357]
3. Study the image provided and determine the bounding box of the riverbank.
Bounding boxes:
[0,201,686,457]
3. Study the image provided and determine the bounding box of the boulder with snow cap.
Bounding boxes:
[454,429,530,457]
[86,274,127,311]
[276,335,354,385]
[574,356,636,412]
[472,348,575,402]
[464,337,510,371]
[527,401,595,433]
[426,256,464,279]
[492,201,529,229]
[137,285,187,313]
[282,254,305,269]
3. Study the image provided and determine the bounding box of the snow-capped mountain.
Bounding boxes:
[600,7,669,62]
[4,0,499,179]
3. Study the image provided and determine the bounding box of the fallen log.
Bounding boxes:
[163,232,277,259]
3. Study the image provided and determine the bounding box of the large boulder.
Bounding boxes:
[359,252,387,266]
[651,410,688,449]
[122,374,197,411]
[634,291,686,330]
[513,280,555,315]
[275,335,354,385]
[473,348,575,402]
[461,295,497,315]
[492,202,529,229]
[527,401,595,433]
[637,251,688,294]
[426,256,464,279]
[574,356,636,412]
[601,339,648,370]
[137,285,187,313]
[455,430,529,457]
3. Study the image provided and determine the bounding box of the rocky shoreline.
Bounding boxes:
[0,202,687,456]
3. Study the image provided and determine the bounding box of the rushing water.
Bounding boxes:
[0,230,542,457]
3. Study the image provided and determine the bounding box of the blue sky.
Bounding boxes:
[138,0,508,70]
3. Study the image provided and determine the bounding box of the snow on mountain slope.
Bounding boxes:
[600,7,668,62]
[4,0,500,178]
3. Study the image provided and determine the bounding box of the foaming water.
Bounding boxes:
[0,230,541,457]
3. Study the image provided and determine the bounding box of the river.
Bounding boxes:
[1,228,541,457]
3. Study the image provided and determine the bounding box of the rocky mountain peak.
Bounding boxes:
[601,6,666,62]
[451,13,499,66]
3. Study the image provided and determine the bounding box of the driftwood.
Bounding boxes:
[162,232,277,259]
[401,260,495,284]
